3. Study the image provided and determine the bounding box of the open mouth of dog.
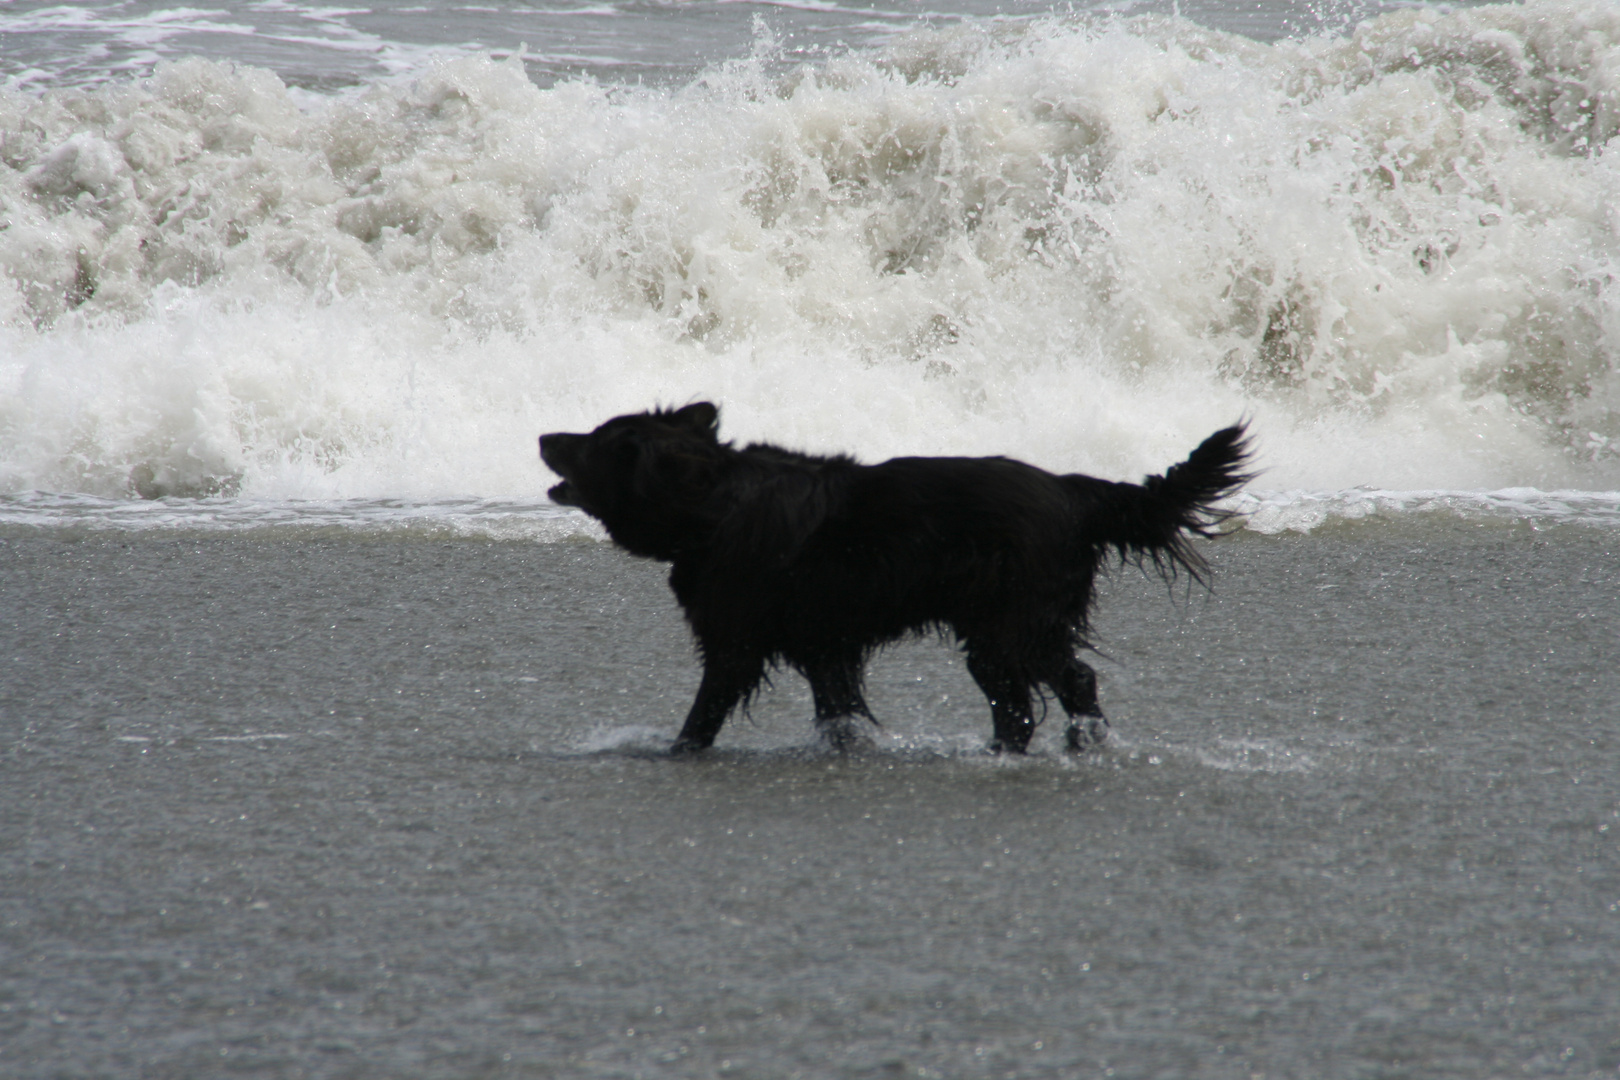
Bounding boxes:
[539,433,583,508]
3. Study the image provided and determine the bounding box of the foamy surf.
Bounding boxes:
[1236,487,1620,533]
[5,487,1619,535]
[3,0,1619,510]
[0,491,605,539]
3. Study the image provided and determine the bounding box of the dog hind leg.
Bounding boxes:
[966,649,1037,754]
[804,654,873,751]
[1054,656,1109,752]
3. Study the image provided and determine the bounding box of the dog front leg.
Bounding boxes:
[671,654,762,754]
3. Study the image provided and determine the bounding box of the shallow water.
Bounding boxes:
[3,524,1616,1078]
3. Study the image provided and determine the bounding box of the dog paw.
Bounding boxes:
[987,738,1031,755]
[1063,717,1110,753]
[669,738,711,756]
[819,720,873,753]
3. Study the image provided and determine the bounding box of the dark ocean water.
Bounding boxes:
[0,0,1428,92]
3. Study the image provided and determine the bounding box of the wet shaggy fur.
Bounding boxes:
[539,403,1251,754]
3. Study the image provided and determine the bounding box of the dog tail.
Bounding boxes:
[1078,423,1254,584]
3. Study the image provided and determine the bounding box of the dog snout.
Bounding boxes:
[539,432,579,471]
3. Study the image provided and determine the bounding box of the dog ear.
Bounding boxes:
[671,402,720,438]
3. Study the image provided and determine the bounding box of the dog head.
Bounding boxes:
[539,402,725,559]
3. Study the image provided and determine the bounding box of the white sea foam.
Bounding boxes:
[1236,486,1620,532]
[2,1,1619,525]
[0,491,606,539]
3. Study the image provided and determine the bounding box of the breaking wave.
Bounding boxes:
[2,0,1618,509]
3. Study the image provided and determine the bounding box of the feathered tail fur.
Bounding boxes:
[1078,423,1254,583]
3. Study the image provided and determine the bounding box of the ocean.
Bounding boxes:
[2,1,1618,1077]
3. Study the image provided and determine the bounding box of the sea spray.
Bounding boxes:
[1,0,1617,501]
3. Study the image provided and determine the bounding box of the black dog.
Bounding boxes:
[540,403,1250,754]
